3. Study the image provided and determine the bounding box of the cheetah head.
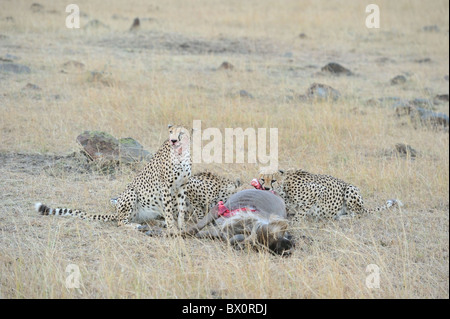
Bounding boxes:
[258,169,285,191]
[168,124,190,148]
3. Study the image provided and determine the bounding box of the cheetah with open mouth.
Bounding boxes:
[36,124,191,232]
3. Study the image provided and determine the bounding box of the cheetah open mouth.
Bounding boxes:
[251,178,264,190]
[172,143,183,155]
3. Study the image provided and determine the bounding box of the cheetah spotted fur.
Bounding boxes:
[258,169,402,221]
[186,171,241,221]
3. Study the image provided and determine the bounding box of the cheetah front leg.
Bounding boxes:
[161,182,177,232]
[175,184,189,231]
[115,188,141,229]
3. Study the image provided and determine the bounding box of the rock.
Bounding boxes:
[393,100,414,116]
[22,83,41,91]
[409,98,434,108]
[218,61,234,70]
[0,63,31,74]
[129,17,140,31]
[395,101,449,128]
[238,90,254,99]
[390,75,407,85]
[321,62,352,75]
[298,33,307,39]
[394,143,417,158]
[415,58,431,63]
[414,108,449,128]
[61,60,85,73]
[76,131,151,164]
[118,137,151,163]
[422,25,439,32]
[30,3,44,12]
[306,83,340,101]
[77,131,118,161]
[434,94,449,103]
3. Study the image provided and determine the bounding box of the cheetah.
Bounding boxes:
[257,169,402,221]
[186,172,241,222]
[35,124,191,231]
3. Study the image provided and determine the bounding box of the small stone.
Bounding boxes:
[218,61,234,70]
[321,62,352,75]
[422,25,439,32]
[415,58,431,63]
[129,17,140,31]
[409,98,434,108]
[434,94,449,103]
[30,3,44,12]
[0,63,31,74]
[306,83,340,101]
[61,60,85,73]
[238,90,254,99]
[390,75,407,85]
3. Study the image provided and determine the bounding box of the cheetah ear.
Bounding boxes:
[235,178,241,187]
[168,124,173,129]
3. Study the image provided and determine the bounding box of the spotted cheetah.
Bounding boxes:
[186,172,241,221]
[35,125,191,231]
[257,169,402,221]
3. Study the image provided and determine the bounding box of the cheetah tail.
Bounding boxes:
[372,199,404,213]
[35,202,117,222]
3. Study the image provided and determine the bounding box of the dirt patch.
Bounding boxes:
[93,31,278,56]
[0,151,146,177]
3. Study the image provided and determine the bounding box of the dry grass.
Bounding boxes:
[0,0,448,298]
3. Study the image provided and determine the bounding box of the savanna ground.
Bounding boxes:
[0,0,448,299]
